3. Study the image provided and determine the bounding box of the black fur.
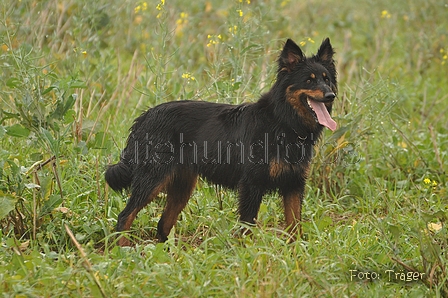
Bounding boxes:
[106,38,337,246]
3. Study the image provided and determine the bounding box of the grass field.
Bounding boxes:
[1,0,447,296]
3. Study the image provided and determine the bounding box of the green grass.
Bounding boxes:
[1,0,447,296]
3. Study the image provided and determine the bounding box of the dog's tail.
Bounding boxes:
[105,162,132,192]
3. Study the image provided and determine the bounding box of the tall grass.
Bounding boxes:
[0,0,446,296]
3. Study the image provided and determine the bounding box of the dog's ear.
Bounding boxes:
[316,38,337,87]
[316,38,335,63]
[278,39,304,72]
[317,38,336,72]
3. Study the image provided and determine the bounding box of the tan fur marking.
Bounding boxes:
[160,176,198,238]
[310,73,316,79]
[285,86,324,129]
[269,159,291,179]
[118,209,139,246]
[293,89,324,99]
[283,192,302,241]
[117,174,173,246]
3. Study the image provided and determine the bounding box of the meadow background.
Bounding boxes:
[0,0,447,296]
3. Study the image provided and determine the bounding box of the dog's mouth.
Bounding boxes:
[305,95,337,131]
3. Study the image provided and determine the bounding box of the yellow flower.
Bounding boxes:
[134,2,148,13]
[228,25,238,34]
[423,178,431,184]
[206,34,221,47]
[381,10,391,19]
[281,0,290,7]
[397,141,407,148]
[156,0,165,11]
[427,222,443,233]
[176,12,188,25]
[299,37,315,47]
[432,180,438,187]
[182,72,195,81]
[236,9,243,17]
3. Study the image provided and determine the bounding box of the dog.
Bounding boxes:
[106,38,337,246]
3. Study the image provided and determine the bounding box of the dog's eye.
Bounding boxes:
[306,79,311,84]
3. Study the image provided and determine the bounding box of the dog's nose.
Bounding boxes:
[324,92,336,100]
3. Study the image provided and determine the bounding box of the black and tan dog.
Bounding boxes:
[106,38,337,246]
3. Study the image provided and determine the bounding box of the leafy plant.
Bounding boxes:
[0,24,85,239]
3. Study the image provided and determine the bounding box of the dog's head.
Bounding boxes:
[278,38,337,131]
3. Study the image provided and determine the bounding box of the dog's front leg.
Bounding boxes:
[237,184,264,227]
[282,189,304,242]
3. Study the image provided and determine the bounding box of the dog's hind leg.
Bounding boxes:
[157,170,197,242]
[116,174,170,246]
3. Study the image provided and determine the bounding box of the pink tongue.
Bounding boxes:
[309,100,337,131]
